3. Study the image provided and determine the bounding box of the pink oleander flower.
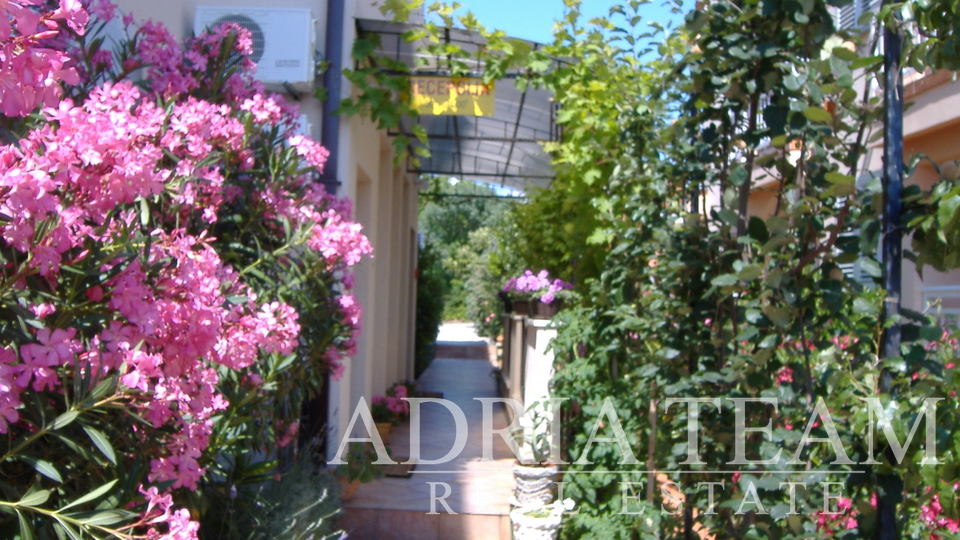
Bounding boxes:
[338,295,362,327]
[342,271,356,290]
[84,0,116,22]
[0,348,21,433]
[276,420,299,448]
[241,93,287,125]
[146,508,199,540]
[52,0,89,34]
[0,0,86,117]
[139,485,173,524]
[18,327,81,391]
[307,210,373,267]
[31,302,55,320]
[330,360,345,381]
[288,134,330,171]
[119,350,163,392]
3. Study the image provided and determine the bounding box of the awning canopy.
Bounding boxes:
[355,18,561,192]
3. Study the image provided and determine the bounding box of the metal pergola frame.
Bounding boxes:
[355,18,563,192]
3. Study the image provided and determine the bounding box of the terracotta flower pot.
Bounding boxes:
[375,421,393,444]
[339,477,361,501]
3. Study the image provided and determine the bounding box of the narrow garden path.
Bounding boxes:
[340,323,516,540]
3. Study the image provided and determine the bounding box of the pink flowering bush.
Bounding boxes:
[0,0,86,117]
[386,380,412,417]
[370,395,400,424]
[815,496,859,535]
[920,492,960,539]
[0,2,368,538]
[370,381,414,424]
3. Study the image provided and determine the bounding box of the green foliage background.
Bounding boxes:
[415,242,448,377]
[418,178,520,325]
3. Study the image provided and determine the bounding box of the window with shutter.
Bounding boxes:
[833,0,879,30]
[835,3,857,30]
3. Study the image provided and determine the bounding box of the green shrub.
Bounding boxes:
[244,459,344,540]
[415,243,447,377]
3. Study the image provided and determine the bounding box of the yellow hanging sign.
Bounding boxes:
[410,76,496,116]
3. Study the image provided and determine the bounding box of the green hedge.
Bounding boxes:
[415,243,447,378]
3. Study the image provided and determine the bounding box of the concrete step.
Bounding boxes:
[435,342,489,360]
[339,508,511,540]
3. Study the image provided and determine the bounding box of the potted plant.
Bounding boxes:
[334,442,384,501]
[502,270,573,319]
[510,499,573,540]
[512,400,560,506]
[370,382,413,443]
[391,380,416,401]
[371,395,397,442]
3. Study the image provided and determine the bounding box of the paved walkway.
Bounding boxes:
[340,324,516,540]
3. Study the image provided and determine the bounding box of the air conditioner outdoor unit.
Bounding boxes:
[194,6,317,92]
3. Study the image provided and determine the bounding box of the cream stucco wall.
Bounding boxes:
[332,122,419,450]
[327,0,420,452]
[860,71,960,316]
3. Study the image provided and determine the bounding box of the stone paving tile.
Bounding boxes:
[347,352,514,515]
[377,510,440,540]
[339,507,379,539]
[344,332,518,540]
[438,513,505,540]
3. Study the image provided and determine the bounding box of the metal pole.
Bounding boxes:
[318,0,345,194]
[877,19,903,540]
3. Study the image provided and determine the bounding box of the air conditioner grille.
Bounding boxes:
[213,14,266,64]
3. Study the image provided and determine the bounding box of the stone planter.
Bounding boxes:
[498,290,513,313]
[533,300,562,319]
[513,299,532,316]
[375,422,393,444]
[513,462,558,506]
[510,505,562,540]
